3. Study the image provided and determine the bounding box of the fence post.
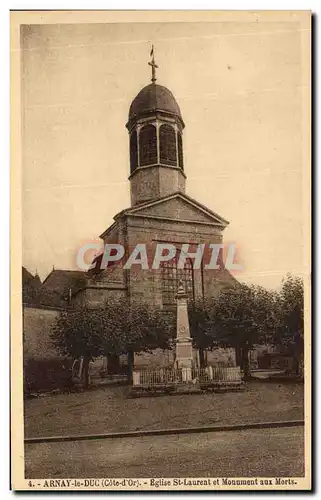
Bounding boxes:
[132,371,140,386]
[182,367,192,382]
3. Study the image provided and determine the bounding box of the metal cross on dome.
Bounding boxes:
[148,45,158,83]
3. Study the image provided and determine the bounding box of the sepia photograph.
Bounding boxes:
[10,10,311,491]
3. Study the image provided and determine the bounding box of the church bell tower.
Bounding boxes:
[126,47,186,206]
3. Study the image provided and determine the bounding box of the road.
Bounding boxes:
[25,426,304,479]
[24,382,304,439]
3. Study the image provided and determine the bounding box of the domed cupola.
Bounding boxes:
[128,84,184,125]
[126,47,186,206]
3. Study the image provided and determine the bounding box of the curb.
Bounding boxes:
[25,420,304,445]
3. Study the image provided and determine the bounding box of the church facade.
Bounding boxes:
[74,58,237,315]
[69,56,239,371]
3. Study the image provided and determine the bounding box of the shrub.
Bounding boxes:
[23,357,73,395]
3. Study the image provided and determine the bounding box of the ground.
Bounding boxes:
[25,427,304,478]
[24,382,303,438]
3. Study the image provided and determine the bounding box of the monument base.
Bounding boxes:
[175,340,193,370]
[174,382,201,394]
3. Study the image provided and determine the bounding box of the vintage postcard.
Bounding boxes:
[11,10,311,491]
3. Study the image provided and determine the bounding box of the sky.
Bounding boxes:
[21,19,309,289]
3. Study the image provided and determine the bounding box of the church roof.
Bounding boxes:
[100,192,229,239]
[121,192,228,224]
[128,84,183,123]
[22,266,41,288]
[42,269,86,295]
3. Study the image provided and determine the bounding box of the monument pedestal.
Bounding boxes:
[175,339,193,370]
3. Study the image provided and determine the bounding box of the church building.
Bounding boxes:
[23,53,239,377]
[74,53,237,317]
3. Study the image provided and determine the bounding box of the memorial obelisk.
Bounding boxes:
[175,281,193,370]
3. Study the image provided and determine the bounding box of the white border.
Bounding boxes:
[3,2,317,498]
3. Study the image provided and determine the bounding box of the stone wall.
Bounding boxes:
[81,286,127,306]
[23,305,61,360]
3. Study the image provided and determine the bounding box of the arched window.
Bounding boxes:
[159,124,177,166]
[130,130,138,173]
[139,124,157,166]
[161,252,194,305]
[177,132,184,170]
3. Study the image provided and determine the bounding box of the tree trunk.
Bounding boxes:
[235,343,242,367]
[293,341,303,377]
[127,351,134,384]
[82,357,90,389]
[107,354,121,375]
[242,344,251,380]
[293,354,300,376]
[199,348,206,368]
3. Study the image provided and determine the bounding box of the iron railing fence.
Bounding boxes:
[132,366,242,386]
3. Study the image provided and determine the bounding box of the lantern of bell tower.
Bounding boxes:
[126,48,186,206]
